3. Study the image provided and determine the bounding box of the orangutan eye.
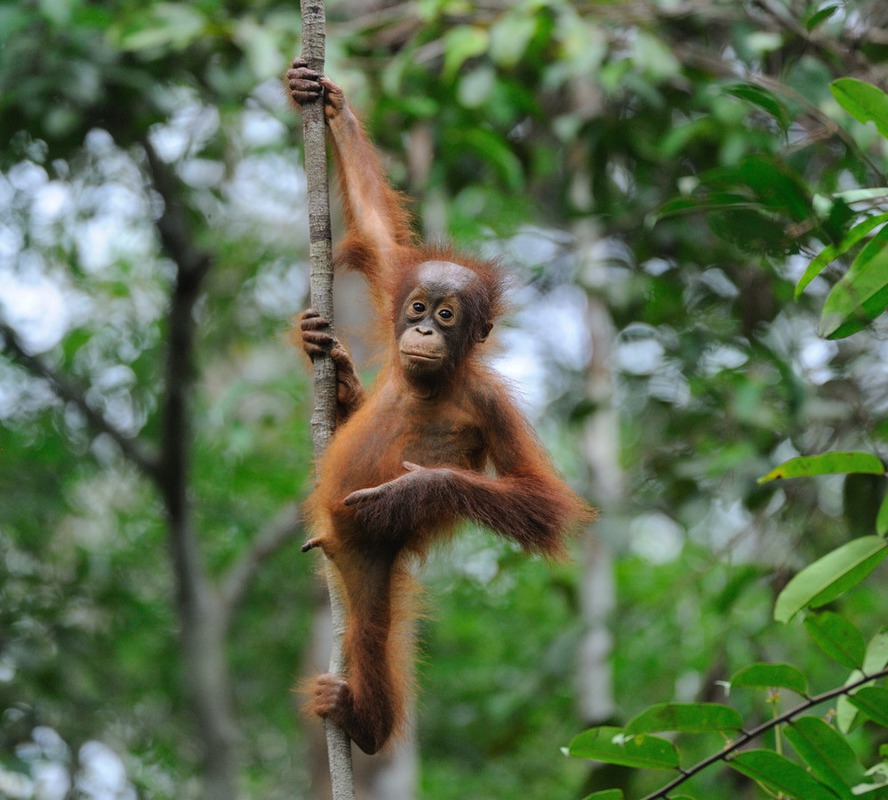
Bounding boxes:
[438,308,453,320]
[411,301,426,314]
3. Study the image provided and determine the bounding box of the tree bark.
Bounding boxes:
[300,3,356,798]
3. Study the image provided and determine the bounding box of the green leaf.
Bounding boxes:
[729,750,842,800]
[785,717,863,796]
[459,127,525,191]
[758,452,885,484]
[877,493,888,536]
[820,233,888,338]
[806,4,838,30]
[632,31,681,80]
[804,611,866,669]
[774,536,888,623]
[735,156,811,220]
[442,26,490,79]
[681,157,811,233]
[795,212,888,298]
[848,687,888,727]
[567,726,680,770]
[723,83,790,131]
[730,663,809,695]
[626,703,743,734]
[864,628,888,673]
[579,791,623,800]
[831,78,888,139]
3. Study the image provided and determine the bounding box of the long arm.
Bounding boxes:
[344,385,593,556]
[462,386,594,554]
[324,84,415,265]
[287,59,414,294]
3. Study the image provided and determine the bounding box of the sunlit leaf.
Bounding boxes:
[848,687,888,727]
[758,452,885,484]
[568,727,679,770]
[785,717,862,796]
[626,703,743,734]
[804,611,866,669]
[729,750,841,800]
[849,783,888,798]
[795,212,888,298]
[442,26,490,79]
[831,78,888,139]
[730,663,808,695]
[832,188,888,204]
[632,31,681,80]
[876,494,888,536]
[489,13,538,67]
[820,235,888,339]
[774,537,888,623]
[864,628,888,673]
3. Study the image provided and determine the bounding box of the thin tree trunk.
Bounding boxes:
[145,140,240,800]
[578,293,618,725]
[573,216,619,727]
[300,3,356,798]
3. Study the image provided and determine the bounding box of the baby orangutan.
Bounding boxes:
[288,57,592,755]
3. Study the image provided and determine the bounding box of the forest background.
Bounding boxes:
[2,0,888,799]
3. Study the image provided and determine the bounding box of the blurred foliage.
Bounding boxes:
[3,0,888,798]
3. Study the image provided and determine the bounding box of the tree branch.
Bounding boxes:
[299,3,356,797]
[749,0,874,79]
[219,502,303,627]
[0,321,160,477]
[142,134,212,621]
[667,40,887,185]
[642,665,888,800]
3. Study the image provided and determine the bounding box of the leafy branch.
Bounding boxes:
[640,666,888,800]
[570,69,888,800]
